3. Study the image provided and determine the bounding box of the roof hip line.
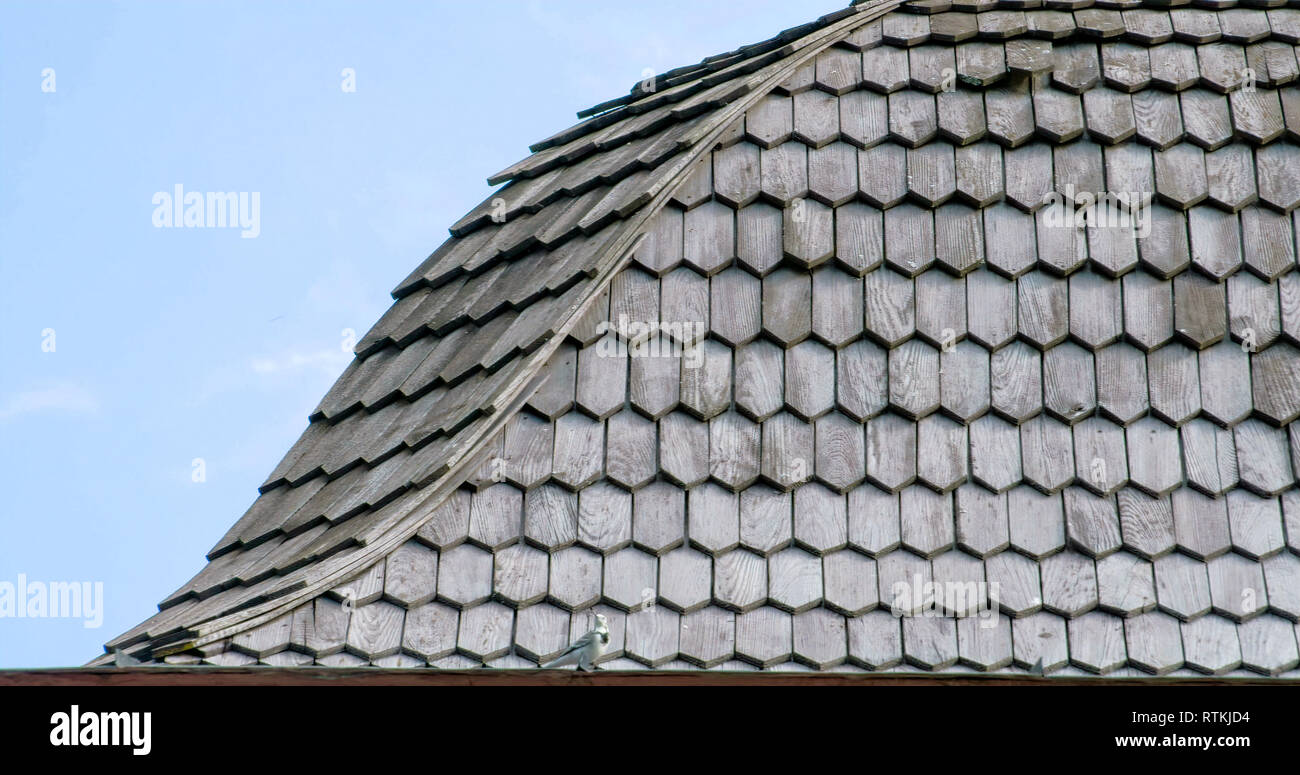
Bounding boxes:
[101,0,908,664]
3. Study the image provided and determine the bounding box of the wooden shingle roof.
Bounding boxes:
[98,0,1300,677]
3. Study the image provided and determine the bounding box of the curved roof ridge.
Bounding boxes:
[94,0,904,663]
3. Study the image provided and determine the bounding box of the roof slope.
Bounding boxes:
[100,0,1300,676]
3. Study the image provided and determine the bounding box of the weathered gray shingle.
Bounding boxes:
[101,1,1300,680]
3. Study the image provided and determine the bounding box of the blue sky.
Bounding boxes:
[0,0,825,667]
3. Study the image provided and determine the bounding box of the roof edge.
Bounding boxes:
[23,667,1300,687]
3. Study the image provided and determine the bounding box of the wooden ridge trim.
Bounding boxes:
[96,0,910,666]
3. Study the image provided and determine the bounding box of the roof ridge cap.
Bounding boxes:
[573,4,866,121]
[126,0,909,662]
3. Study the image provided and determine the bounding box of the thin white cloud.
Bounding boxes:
[249,348,349,376]
[0,382,100,422]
